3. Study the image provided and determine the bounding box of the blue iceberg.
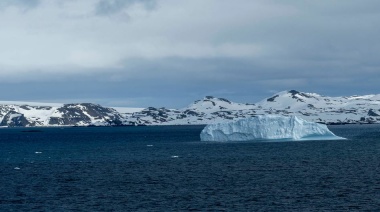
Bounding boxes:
[200,115,345,142]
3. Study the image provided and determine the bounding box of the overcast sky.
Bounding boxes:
[0,0,379,108]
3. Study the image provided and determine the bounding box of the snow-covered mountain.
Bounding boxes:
[1,90,380,127]
[254,90,380,124]
[0,103,129,127]
[124,90,380,125]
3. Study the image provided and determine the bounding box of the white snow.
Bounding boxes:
[200,115,346,142]
[112,107,144,113]
[17,106,58,125]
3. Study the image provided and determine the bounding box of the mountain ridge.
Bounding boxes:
[1,90,380,127]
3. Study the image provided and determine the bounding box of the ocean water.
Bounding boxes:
[1,125,380,211]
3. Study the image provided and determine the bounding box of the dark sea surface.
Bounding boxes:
[1,125,380,211]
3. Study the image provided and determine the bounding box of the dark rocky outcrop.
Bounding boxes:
[368,109,380,117]
[267,95,279,102]
[48,103,123,126]
[0,111,31,127]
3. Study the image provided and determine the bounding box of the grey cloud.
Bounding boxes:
[89,56,380,105]
[1,0,380,107]
[0,0,39,10]
[95,0,156,16]
[0,55,379,108]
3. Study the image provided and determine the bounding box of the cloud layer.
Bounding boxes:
[0,0,379,107]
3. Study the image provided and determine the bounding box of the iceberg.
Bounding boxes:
[200,115,345,142]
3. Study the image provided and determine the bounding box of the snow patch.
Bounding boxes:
[112,107,145,114]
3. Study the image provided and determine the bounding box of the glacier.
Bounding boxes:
[200,115,346,142]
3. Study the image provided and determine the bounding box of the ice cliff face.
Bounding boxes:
[200,115,345,142]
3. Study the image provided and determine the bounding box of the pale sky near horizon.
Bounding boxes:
[0,0,379,108]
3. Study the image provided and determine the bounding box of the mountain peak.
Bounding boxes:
[288,90,301,95]
[191,96,232,104]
